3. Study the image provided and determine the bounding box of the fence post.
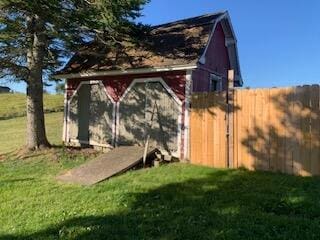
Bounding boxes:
[227,70,235,168]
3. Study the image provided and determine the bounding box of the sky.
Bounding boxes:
[5,0,320,92]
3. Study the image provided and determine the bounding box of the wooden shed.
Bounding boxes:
[0,86,11,93]
[55,11,242,160]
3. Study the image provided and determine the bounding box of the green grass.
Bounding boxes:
[1,159,320,239]
[0,93,63,120]
[0,112,63,154]
[1,92,320,239]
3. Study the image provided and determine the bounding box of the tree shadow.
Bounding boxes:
[0,178,34,185]
[118,81,180,154]
[68,82,114,146]
[191,91,241,117]
[241,85,320,175]
[68,81,180,155]
[63,15,217,73]
[2,169,320,239]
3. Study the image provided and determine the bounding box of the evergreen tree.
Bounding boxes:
[0,0,149,150]
[55,82,65,95]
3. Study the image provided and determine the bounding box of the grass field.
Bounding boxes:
[0,93,63,120]
[0,112,63,154]
[1,94,320,239]
[0,92,64,154]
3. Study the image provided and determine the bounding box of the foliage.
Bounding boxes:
[0,159,320,239]
[0,0,149,149]
[0,93,63,120]
[0,0,149,83]
[55,82,65,94]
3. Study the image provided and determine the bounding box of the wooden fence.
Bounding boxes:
[190,85,320,176]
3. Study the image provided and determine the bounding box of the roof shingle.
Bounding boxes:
[59,12,225,75]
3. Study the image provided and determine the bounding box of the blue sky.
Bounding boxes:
[5,0,320,92]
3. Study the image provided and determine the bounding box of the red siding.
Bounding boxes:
[192,23,230,92]
[67,71,186,102]
[192,69,211,92]
[66,79,81,98]
[104,78,133,102]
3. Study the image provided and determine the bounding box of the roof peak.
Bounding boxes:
[151,11,227,29]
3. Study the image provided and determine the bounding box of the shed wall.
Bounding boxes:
[66,71,188,158]
[192,23,231,92]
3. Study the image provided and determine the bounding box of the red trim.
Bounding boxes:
[67,71,186,102]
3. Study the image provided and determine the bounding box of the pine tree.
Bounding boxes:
[0,0,149,150]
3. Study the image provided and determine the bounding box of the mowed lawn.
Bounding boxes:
[0,93,63,120]
[1,96,320,239]
[1,158,320,239]
[0,92,64,154]
[0,112,63,154]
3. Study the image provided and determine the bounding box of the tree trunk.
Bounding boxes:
[26,15,50,150]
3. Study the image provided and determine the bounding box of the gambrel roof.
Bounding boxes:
[56,11,242,83]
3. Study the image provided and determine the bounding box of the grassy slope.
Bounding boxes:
[0,112,63,154]
[1,159,320,239]
[0,92,64,154]
[0,93,63,120]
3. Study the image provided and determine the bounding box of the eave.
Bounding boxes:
[53,64,198,79]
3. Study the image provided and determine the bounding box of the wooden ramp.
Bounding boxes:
[57,146,157,186]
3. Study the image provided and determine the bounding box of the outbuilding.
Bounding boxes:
[0,86,11,93]
[55,11,242,160]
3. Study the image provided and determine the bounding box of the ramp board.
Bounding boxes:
[57,146,157,186]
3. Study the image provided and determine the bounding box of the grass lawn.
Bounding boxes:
[0,112,63,154]
[0,93,63,120]
[1,94,320,239]
[1,154,320,239]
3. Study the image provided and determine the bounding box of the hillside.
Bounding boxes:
[0,93,64,154]
[0,112,63,154]
[0,93,64,120]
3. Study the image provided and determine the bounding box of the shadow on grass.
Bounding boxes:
[0,108,64,121]
[0,178,34,185]
[2,169,320,239]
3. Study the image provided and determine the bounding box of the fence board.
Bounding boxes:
[284,88,294,175]
[190,85,320,176]
[292,87,301,175]
[190,92,227,168]
[310,85,320,175]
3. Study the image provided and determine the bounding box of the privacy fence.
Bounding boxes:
[190,83,320,176]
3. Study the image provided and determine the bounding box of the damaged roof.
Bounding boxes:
[58,12,227,75]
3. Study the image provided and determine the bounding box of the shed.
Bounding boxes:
[0,86,11,93]
[55,11,242,160]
